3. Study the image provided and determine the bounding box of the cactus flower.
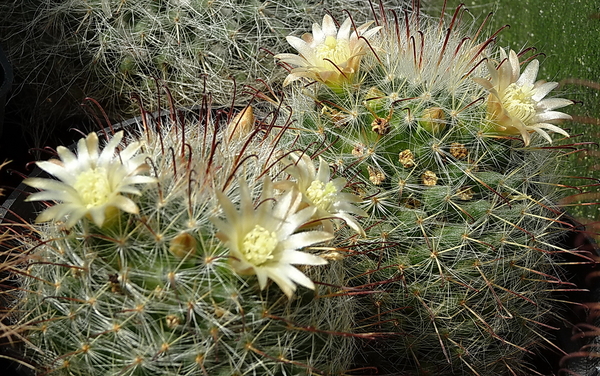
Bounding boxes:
[275,153,367,236]
[276,14,381,87]
[474,49,572,145]
[25,131,155,228]
[212,178,331,298]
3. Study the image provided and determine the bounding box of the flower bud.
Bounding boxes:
[419,107,446,134]
[226,106,254,142]
[169,232,197,259]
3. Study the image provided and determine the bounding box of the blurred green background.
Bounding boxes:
[428,0,600,236]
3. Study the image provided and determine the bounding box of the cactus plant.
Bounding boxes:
[0,0,415,148]
[274,2,582,374]
[1,1,592,375]
[5,91,367,375]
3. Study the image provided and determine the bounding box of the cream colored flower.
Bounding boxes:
[25,131,156,228]
[212,178,331,298]
[275,14,381,87]
[474,49,572,145]
[275,153,367,236]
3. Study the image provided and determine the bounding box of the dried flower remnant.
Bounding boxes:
[368,165,386,185]
[422,170,438,186]
[456,186,474,201]
[450,143,469,160]
[399,149,416,168]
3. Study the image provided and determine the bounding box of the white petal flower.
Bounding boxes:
[274,153,367,236]
[211,178,331,298]
[275,14,381,87]
[25,131,156,228]
[473,49,572,145]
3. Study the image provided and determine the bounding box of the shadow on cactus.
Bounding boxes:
[0,84,373,375]
[273,0,595,374]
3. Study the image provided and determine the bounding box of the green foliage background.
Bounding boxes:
[429,0,600,231]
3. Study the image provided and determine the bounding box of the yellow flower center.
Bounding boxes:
[242,225,278,265]
[315,36,351,67]
[306,180,337,210]
[73,168,112,208]
[501,83,537,124]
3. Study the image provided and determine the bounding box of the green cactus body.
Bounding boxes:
[275,4,577,375]
[15,101,360,375]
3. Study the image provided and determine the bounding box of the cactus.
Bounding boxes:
[7,90,367,375]
[1,1,590,375]
[274,2,580,374]
[0,0,414,147]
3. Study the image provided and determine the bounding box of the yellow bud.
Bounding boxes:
[169,232,197,259]
[419,107,446,134]
[226,106,254,141]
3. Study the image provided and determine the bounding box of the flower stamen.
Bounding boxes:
[242,225,277,265]
[73,168,112,208]
[501,83,536,124]
[306,180,337,211]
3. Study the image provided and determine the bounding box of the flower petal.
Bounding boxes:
[532,111,572,123]
[321,14,337,37]
[532,122,570,137]
[111,195,139,214]
[99,131,123,165]
[88,206,107,227]
[335,212,366,237]
[27,190,78,203]
[24,178,79,197]
[279,231,333,252]
[35,161,75,184]
[36,204,81,224]
[537,98,573,110]
[265,266,296,298]
[337,17,352,41]
[279,249,328,266]
[316,157,331,183]
[286,36,315,60]
[531,81,558,102]
[285,265,316,290]
[56,146,77,166]
[516,59,539,87]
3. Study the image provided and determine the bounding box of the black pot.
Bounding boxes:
[0,45,13,137]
